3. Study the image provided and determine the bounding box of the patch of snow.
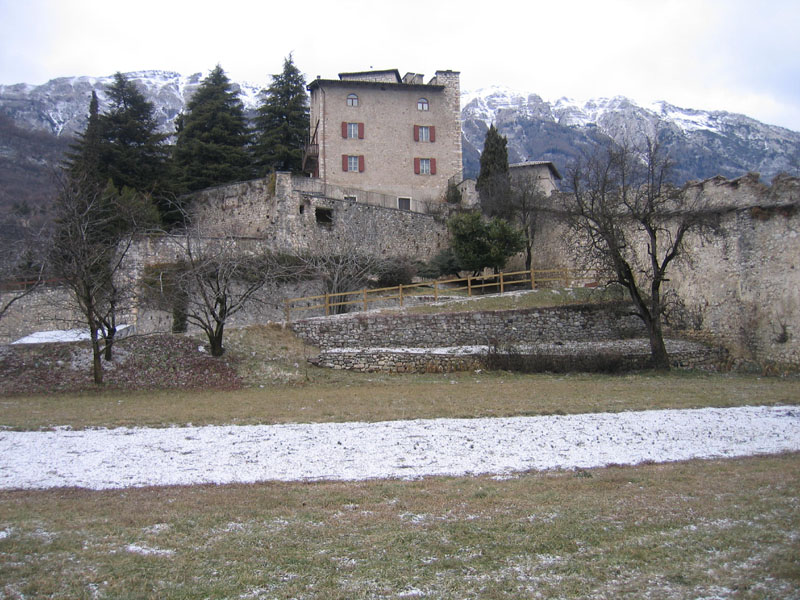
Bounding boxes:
[0,406,798,491]
[12,324,131,344]
[124,543,174,557]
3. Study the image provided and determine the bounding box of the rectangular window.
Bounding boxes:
[414,157,437,175]
[341,122,364,139]
[343,155,365,172]
[414,125,436,142]
[343,195,357,202]
[348,123,359,139]
[398,197,411,211]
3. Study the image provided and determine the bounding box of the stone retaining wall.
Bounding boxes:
[290,302,646,350]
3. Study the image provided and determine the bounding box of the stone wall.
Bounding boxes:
[669,174,800,369]
[190,173,449,259]
[290,303,646,349]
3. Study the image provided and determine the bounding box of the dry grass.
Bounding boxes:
[1,453,798,598]
[1,369,797,431]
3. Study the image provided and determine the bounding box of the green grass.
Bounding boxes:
[1,454,798,598]
[1,370,797,431]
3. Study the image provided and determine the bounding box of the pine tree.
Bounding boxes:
[252,55,309,175]
[476,124,511,217]
[99,72,169,195]
[172,65,252,194]
[64,91,102,187]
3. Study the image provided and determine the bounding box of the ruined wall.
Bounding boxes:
[669,174,800,369]
[529,173,800,369]
[190,173,449,258]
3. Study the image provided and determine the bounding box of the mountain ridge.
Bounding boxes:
[1,72,798,216]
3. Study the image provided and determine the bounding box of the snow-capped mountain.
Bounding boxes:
[460,86,800,183]
[0,70,262,138]
[2,72,799,217]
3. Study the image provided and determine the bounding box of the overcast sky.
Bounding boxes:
[2,0,799,131]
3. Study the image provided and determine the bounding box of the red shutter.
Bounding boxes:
[430,158,437,175]
[342,155,348,171]
[413,125,420,142]
[430,126,436,143]
[414,157,420,174]
[358,155,365,172]
[341,122,347,138]
[358,122,364,139]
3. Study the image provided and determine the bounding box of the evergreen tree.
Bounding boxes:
[252,55,309,175]
[172,65,252,194]
[447,211,524,274]
[476,124,511,217]
[98,72,169,195]
[64,91,102,187]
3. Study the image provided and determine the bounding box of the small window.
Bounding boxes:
[315,207,333,226]
[418,126,430,142]
[398,197,411,211]
[419,158,431,175]
[348,155,360,172]
[299,204,305,215]
[343,195,357,202]
[347,93,359,107]
[417,97,429,111]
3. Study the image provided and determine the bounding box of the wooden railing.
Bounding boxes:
[284,268,601,321]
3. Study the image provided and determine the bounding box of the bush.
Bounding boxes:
[376,256,418,288]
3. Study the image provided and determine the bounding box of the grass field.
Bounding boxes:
[1,454,798,598]
[2,289,799,597]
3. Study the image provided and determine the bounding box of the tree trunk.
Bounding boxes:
[103,327,116,361]
[209,324,225,357]
[646,317,670,371]
[89,328,104,384]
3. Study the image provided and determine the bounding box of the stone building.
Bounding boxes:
[304,69,462,213]
[509,161,562,195]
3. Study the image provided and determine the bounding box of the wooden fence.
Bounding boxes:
[284,268,601,321]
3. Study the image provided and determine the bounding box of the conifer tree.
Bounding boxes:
[252,55,309,175]
[476,124,511,217]
[64,91,102,187]
[172,65,252,194]
[98,72,169,195]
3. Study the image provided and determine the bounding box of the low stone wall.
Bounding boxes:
[311,339,723,374]
[290,303,646,350]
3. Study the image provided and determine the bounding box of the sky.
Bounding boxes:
[1,0,799,131]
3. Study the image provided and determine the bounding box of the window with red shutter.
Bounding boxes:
[413,125,420,142]
[358,123,364,139]
[430,158,437,175]
[342,155,349,171]
[414,157,420,174]
[358,155,365,172]
[430,126,436,143]
[341,122,347,138]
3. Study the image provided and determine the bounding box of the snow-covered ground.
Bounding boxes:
[1,406,798,491]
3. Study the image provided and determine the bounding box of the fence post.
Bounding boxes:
[500,272,505,294]
[468,276,472,297]
[284,299,291,323]
[434,280,438,301]
[324,293,330,316]
[399,284,404,306]
[530,268,535,290]
[363,288,368,311]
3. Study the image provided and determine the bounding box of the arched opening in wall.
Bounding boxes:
[299,204,305,215]
[315,207,334,227]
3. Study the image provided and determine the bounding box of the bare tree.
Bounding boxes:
[507,178,550,271]
[144,226,298,357]
[291,218,388,314]
[50,176,157,383]
[0,215,47,324]
[565,137,713,370]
